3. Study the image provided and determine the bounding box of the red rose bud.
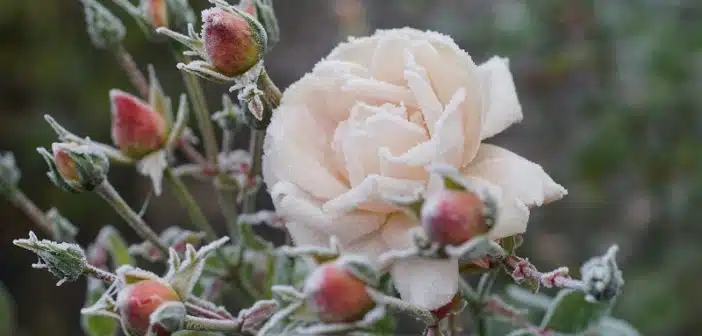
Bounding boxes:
[304,262,374,323]
[118,279,181,336]
[421,189,489,246]
[201,7,267,76]
[110,90,167,159]
[144,0,168,28]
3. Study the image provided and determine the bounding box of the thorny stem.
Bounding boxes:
[94,180,168,255]
[84,264,118,283]
[242,70,281,214]
[182,315,241,333]
[504,256,585,291]
[113,44,149,99]
[177,54,219,168]
[8,190,54,237]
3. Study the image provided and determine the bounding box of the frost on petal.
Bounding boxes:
[370,32,412,85]
[463,144,567,207]
[390,258,459,310]
[262,104,348,200]
[404,51,442,135]
[432,88,466,167]
[322,174,425,214]
[270,181,386,246]
[136,150,167,196]
[477,56,523,139]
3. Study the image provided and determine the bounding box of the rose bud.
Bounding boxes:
[118,279,181,336]
[110,90,168,159]
[144,0,168,28]
[303,262,374,323]
[420,189,489,246]
[37,142,110,193]
[201,7,267,76]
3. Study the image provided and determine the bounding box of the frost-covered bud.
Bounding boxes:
[580,245,624,303]
[117,279,182,336]
[37,143,109,193]
[142,0,168,28]
[202,7,267,76]
[110,90,168,159]
[80,0,126,49]
[239,0,279,50]
[0,151,21,197]
[303,261,374,323]
[421,189,490,246]
[13,232,87,286]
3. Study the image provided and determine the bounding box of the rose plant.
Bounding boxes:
[4,1,638,335]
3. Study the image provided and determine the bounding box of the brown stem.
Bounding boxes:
[505,256,585,290]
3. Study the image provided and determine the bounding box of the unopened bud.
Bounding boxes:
[80,0,126,49]
[37,143,109,193]
[0,151,21,197]
[201,7,267,76]
[110,90,168,159]
[117,279,182,336]
[13,232,87,286]
[303,261,374,323]
[142,0,168,28]
[580,245,624,303]
[421,189,490,246]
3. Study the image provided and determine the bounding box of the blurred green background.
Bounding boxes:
[1,0,701,335]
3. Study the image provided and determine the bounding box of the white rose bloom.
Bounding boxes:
[262,28,567,310]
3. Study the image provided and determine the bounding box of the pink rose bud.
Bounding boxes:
[118,279,181,336]
[304,262,374,323]
[145,0,168,28]
[202,8,266,76]
[110,90,167,159]
[421,189,489,246]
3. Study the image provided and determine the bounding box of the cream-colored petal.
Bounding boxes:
[464,144,567,207]
[136,150,167,196]
[390,258,459,310]
[380,212,417,250]
[270,181,385,246]
[432,88,466,168]
[477,56,523,139]
[370,33,411,85]
[404,51,442,135]
[322,174,425,214]
[461,176,531,240]
[285,221,331,248]
[262,104,348,200]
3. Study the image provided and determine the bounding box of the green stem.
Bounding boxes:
[182,315,240,333]
[84,264,117,284]
[164,168,218,242]
[94,181,168,255]
[242,129,264,214]
[214,175,240,244]
[474,270,500,336]
[8,190,54,237]
[177,54,219,167]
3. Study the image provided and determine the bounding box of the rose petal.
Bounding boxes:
[463,144,567,207]
[322,174,425,214]
[263,104,349,200]
[477,56,523,140]
[390,258,459,310]
[432,88,466,167]
[270,181,385,246]
[404,51,442,135]
[371,33,412,85]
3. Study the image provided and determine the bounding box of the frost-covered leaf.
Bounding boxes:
[13,231,87,286]
[81,278,118,336]
[505,285,552,310]
[165,237,230,298]
[540,289,612,334]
